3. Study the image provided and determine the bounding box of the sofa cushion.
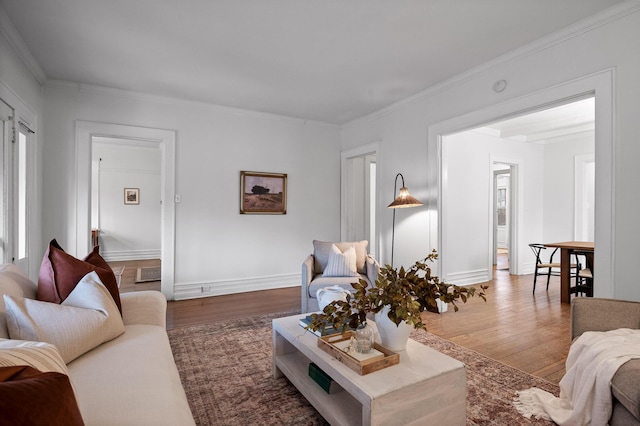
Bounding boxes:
[0,339,69,376]
[67,324,195,426]
[38,239,122,314]
[611,358,640,420]
[4,271,125,363]
[0,264,37,339]
[313,240,368,274]
[323,244,359,277]
[0,365,84,426]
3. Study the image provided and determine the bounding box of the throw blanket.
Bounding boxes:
[514,328,640,425]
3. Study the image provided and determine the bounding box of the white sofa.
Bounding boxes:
[0,264,195,425]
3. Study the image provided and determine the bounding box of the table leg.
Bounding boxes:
[560,248,571,303]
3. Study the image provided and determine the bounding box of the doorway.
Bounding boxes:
[429,70,613,295]
[75,121,176,300]
[341,143,379,259]
[493,166,512,271]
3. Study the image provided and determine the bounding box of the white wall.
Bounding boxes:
[42,83,341,299]
[442,130,544,283]
[92,142,162,261]
[542,133,595,242]
[342,7,640,301]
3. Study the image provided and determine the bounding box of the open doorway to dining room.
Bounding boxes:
[442,94,595,284]
[435,92,600,287]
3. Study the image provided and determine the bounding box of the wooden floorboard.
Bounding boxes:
[113,258,573,385]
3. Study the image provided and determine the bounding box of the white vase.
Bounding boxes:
[374,305,413,352]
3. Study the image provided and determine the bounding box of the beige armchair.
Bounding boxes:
[571,298,640,425]
[301,240,379,313]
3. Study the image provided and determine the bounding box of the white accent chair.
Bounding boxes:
[301,240,379,313]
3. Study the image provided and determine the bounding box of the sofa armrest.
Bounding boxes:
[301,255,315,312]
[365,255,380,284]
[120,291,167,328]
[571,297,640,340]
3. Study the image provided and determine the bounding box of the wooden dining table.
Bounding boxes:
[544,241,594,303]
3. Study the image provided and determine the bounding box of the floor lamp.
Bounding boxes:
[388,173,424,267]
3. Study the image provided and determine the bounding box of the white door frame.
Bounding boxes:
[428,69,614,297]
[75,121,176,300]
[341,142,380,259]
[490,161,519,276]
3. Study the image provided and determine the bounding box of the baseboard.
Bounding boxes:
[445,269,490,286]
[173,273,300,300]
[100,249,161,262]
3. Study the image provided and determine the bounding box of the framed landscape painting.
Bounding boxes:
[240,171,287,214]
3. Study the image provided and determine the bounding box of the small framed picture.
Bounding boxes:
[240,171,287,214]
[124,188,140,205]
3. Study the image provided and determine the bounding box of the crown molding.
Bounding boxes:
[0,6,46,83]
[343,1,640,129]
[44,79,339,128]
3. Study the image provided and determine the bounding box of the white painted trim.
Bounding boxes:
[489,156,523,276]
[429,69,615,298]
[0,78,39,280]
[173,273,300,301]
[445,269,491,287]
[75,121,177,300]
[47,80,338,128]
[100,249,161,262]
[340,142,381,258]
[344,3,639,129]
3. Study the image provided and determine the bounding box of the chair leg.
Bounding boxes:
[546,269,551,291]
[533,267,538,293]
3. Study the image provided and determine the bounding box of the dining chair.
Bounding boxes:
[573,250,594,297]
[528,243,578,293]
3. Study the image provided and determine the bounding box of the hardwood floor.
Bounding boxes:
[114,257,572,385]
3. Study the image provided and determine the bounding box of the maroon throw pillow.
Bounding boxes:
[37,239,122,314]
[0,365,84,426]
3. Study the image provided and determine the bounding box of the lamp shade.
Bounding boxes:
[388,187,423,209]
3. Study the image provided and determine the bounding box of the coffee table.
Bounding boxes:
[272,313,466,425]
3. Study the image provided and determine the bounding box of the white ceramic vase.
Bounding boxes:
[374,305,413,352]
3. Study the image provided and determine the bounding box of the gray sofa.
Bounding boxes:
[571,297,640,425]
[301,240,379,313]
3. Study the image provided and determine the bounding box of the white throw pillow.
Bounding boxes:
[323,244,360,277]
[0,339,69,375]
[3,271,125,363]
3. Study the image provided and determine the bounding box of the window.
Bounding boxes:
[16,128,27,260]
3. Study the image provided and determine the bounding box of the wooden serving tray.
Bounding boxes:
[317,331,399,375]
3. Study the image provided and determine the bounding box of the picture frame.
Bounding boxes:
[240,171,287,214]
[124,188,140,205]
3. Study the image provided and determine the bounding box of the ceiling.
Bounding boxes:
[479,97,595,143]
[0,0,626,124]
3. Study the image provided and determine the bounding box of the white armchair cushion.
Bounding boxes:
[323,244,359,277]
[313,240,368,274]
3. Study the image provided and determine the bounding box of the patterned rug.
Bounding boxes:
[168,311,559,425]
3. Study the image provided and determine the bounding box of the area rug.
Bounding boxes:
[168,311,559,425]
[135,266,161,283]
